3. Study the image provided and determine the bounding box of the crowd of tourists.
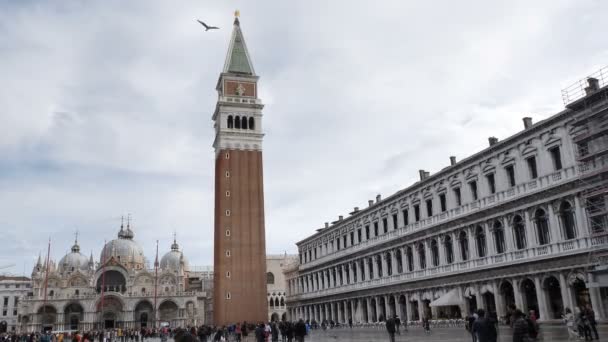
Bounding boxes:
[0,305,601,342]
[0,321,311,342]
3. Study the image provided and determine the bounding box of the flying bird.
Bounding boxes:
[197,20,219,31]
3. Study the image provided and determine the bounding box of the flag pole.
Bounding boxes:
[154,240,159,329]
[42,237,51,331]
[99,239,107,329]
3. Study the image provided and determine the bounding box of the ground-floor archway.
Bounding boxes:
[134,300,154,328]
[500,281,515,310]
[520,278,539,318]
[544,276,564,319]
[483,292,496,313]
[370,299,377,322]
[64,303,84,331]
[398,295,407,320]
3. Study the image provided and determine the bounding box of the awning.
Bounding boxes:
[429,289,463,307]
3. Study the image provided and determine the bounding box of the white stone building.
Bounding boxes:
[285,72,608,324]
[0,276,31,333]
[18,222,211,332]
[266,254,297,322]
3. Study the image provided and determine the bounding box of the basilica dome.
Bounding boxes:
[160,239,189,272]
[59,239,90,273]
[100,224,146,268]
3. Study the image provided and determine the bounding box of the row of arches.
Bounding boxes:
[269,297,286,308]
[294,200,580,295]
[291,272,595,324]
[227,115,255,130]
[33,298,187,330]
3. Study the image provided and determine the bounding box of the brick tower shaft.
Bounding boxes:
[212,14,267,325]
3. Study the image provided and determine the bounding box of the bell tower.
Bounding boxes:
[212,13,267,325]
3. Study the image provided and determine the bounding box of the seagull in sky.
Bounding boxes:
[197,20,219,31]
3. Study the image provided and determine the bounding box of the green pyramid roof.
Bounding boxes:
[224,19,255,75]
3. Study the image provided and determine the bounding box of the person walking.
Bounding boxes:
[385,316,396,342]
[294,320,306,342]
[472,309,497,342]
[395,316,401,335]
[512,310,529,342]
[562,307,578,340]
[577,307,592,341]
[586,305,599,340]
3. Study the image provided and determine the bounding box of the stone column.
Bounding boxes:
[438,236,446,265]
[391,250,398,275]
[467,227,477,260]
[366,297,373,323]
[340,264,346,285]
[372,255,380,279]
[424,240,432,268]
[573,196,587,237]
[512,278,524,311]
[485,223,495,256]
[355,259,362,283]
[503,217,515,252]
[524,210,537,247]
[412,244,420,270]
[375,296,382,322]
[400,247,407,273]
[453,231,462,262]
[364,258,371,281]
[547,203,561,243]
[394,294,402,319]
[533,276,549,320]
[588,273,606,320]
[385,295,392,319]
[381,253,389,277]
[405,294,414,321]
[558,272,573,312]
[493,280,505,318]
[418,295,426,320]
[349,263,355,284]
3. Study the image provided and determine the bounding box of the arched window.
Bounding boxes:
[385,252,392,276]
[235,116,241,129]
[476,226,486,257]
[274,297,280,307]
[513,215,526,250]
[360,259,366,281]
[406,247,414,272]
[493,221,506,254]
[396,249,403,273]
[267,272,275,284]
[535,209,550,245]
[49,290,54,297]
[444,235,454,264]
[376,255,383,278]
[280,297,285,307]
[459,231,469,261]
[352,262,358,282]
[560,202,577,240]
[249,117,255,130]
[269,298,273,307]
[430,239,439,267]
[242,116,248,129]
[227,115,233,129]
[417,243,426,269]
[141,287,146,294]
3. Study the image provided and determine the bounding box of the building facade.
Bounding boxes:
[266,255,297,322]
[18,223,210,332]
[0,276,31,333]
[212,14,268,325]
[285,73,608,324]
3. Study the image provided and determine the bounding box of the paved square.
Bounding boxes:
[298,326,607,341]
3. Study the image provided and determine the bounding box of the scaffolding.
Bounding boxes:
[564,66,608,284]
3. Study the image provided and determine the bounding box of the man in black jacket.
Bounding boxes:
[385,316,396,342]
[294,320,306,342]
[472,309,497,342]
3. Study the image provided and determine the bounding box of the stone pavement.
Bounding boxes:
[299,325,608,341]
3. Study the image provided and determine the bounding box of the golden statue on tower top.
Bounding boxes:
[234,10,240,18]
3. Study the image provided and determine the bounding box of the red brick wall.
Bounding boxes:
[214,149,267,325]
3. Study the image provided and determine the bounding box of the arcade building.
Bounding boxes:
[18,223,211,332]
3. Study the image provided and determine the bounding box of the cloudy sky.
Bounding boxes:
[1,0,607,274]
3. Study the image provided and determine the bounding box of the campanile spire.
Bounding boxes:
[212,13,268,325]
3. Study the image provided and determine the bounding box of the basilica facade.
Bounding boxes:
[18,223,210,332]
[285,73,608,324]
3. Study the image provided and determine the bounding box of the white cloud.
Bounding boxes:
[1,0,607,274]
